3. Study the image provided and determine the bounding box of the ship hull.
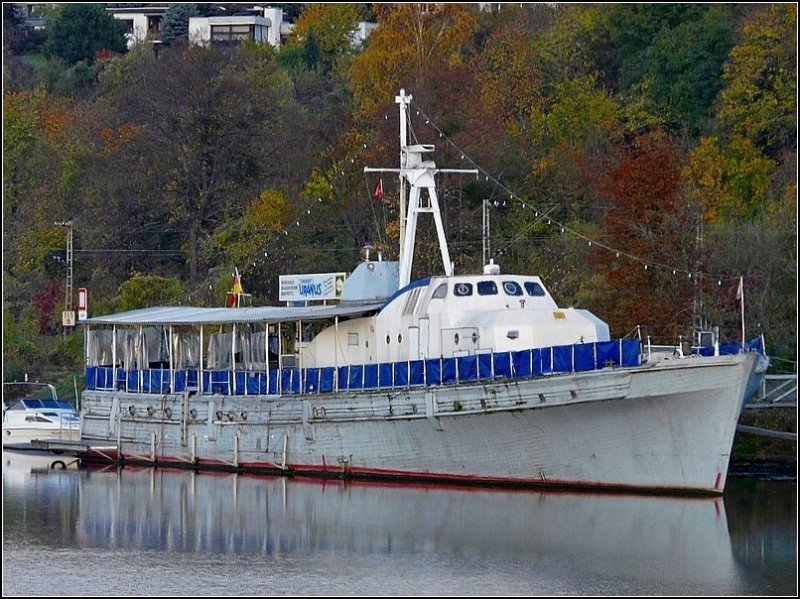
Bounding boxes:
[79,352,758,494]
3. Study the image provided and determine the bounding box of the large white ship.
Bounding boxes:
[78,90,760,494]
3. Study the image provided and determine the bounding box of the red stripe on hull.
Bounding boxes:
[80,450,723,497]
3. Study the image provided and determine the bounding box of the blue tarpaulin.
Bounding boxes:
[85,339,648,395]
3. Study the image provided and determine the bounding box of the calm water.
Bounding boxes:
[2,455,796,596]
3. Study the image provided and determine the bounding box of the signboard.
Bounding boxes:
[279,273,346,302]
[62,311,75,327]
[78,288,87,321]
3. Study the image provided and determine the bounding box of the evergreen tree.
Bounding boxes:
[160,3,201,44]
[42,3,127,65]
[303,28,321,70]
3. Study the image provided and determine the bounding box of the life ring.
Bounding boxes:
[50,460,67,470]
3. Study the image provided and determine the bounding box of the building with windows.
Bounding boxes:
[188,6,287,49]
[188,14,270,47]
[108,5,169,48]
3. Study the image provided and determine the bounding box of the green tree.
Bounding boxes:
[42,3,127,65]
[286,4,360,72]
[686,136,774,222]
[160,3,201,44]
[631,7,735,135]
[114,273,186,312]
[3,3,28,55]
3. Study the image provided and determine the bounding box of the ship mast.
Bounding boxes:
[365,89,477,288]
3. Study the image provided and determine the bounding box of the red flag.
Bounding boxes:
[373,178,384,202]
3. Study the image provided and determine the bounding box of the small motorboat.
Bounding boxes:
[3,382,81,468]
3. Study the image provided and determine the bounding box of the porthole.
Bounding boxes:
[386,335,391,345]
[398,334,402,343]
[454,333,460,345]
[454,283,473,297]
[503,281,522,296]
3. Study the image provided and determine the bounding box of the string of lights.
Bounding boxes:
[409,100,743,288]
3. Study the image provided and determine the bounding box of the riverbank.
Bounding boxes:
[730,407,796,480]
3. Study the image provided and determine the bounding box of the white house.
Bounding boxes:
[109,5,169,49]
[188,14,271,47]
[189,6,287,50]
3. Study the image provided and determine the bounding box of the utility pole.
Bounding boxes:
[55,220,74,336]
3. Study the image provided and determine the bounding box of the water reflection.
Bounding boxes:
[3,463,796,595]
[80,468,733,561]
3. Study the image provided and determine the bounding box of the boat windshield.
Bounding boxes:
[7,399,76,412]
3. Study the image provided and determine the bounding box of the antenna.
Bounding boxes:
[364,90,478,287]
[482,199,491,266]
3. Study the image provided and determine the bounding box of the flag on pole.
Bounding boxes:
[737,275,745,344]
[227,268,244,308]
[373,178,384,202]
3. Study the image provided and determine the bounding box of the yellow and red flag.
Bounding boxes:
[226,268,244,308]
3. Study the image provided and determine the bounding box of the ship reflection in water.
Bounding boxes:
[2,463,796,596]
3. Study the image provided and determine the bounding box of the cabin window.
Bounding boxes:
[453,283,473,297]
[477,281,498,295]
[348,333,359,346]
[524,282,546,297]
[432,283,448,299]
[502,281,523,296]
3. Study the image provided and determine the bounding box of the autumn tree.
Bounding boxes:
[348,4,476,116]
[592,133,696,339]
[474,4,553,126]
[83,45,300,282]
[716,3,797,159]
[686,136,774,223]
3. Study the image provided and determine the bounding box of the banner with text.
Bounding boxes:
[279,273,346,302]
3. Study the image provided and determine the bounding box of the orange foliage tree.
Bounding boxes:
[592,133,697,341]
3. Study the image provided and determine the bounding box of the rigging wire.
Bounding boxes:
[409,100,742,286]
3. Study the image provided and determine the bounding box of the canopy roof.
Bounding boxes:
[82,302,384,327]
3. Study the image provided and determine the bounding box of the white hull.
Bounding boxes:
[80,352,758,494]
[3,426,81,447]
[2,446,81,470]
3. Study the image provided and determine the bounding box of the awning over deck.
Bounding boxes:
[82,301,384,327]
